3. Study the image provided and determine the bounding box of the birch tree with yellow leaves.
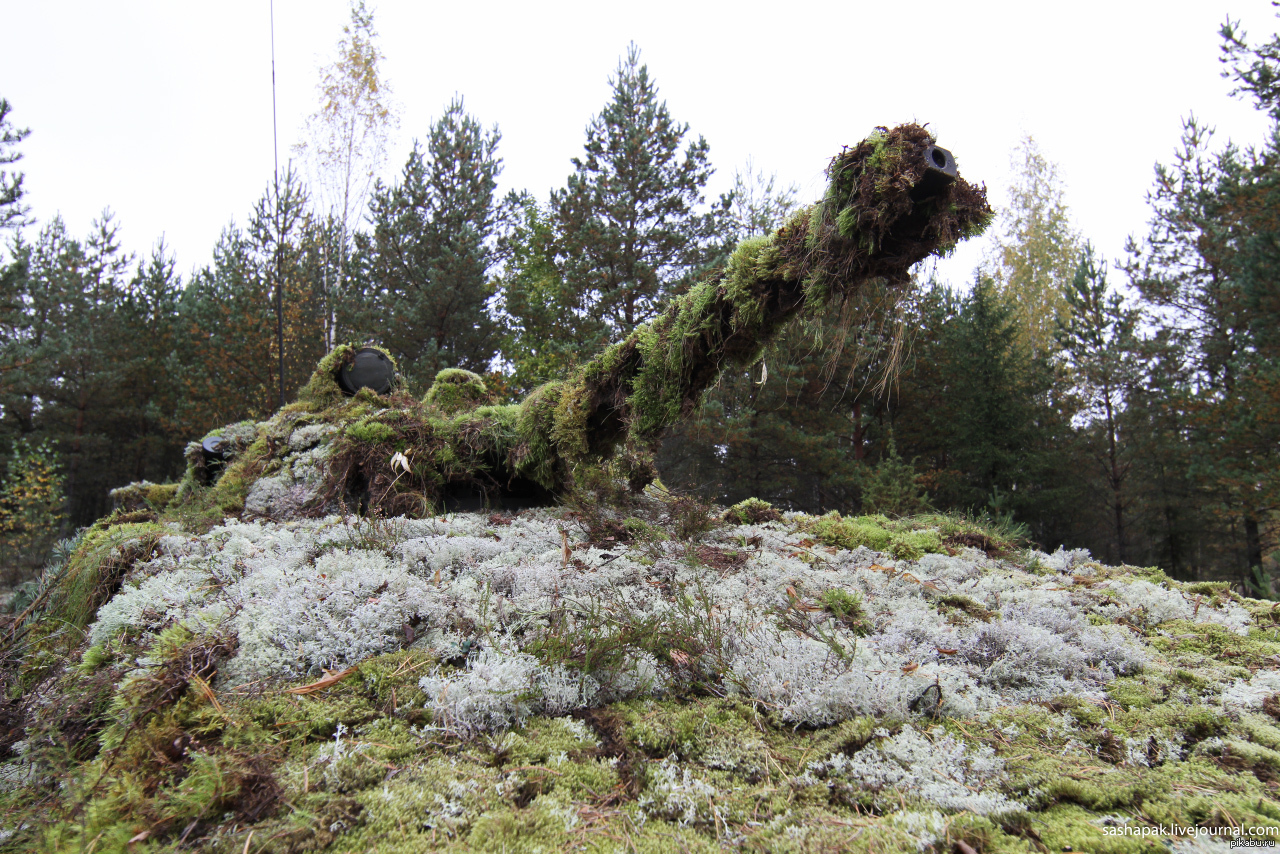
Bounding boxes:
[987,137,1085,359]
[294,0,398,349]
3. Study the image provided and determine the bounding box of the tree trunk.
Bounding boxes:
[66,390,87,517]
[1103,386,1126,564]
[1245,515,1263,572]
[852,401,866,461]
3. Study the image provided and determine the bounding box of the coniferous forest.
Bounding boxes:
[0,8,1277,596]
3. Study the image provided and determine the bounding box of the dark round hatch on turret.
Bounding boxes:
[200,435,229,483]
[201,435,228,462]
[336,348,395,396]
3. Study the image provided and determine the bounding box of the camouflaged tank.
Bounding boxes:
[168,123,991,520]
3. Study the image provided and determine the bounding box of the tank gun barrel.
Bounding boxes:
[509,123,991,492]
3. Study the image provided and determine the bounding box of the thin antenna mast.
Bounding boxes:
[270,0,285,409]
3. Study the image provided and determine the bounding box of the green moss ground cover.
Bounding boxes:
[1,487,1276,853]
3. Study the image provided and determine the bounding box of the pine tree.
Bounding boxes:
[1215,22,1280,572]
[889,278,1080,544]
[180,228,275,424]
[553,43,728,337]
[354,99,503,384]
[1122,341,1214,577]
[0,97,30,232]
[1124,120,1240,391]
[1226,162,1280,572]
[494,194,587,394]
[930,280,1023,508]
[181,169,325,425]
[34,214,132,521]
[251,168,327,396]
[114,242,188,484]
[0,213,191,525]
[1057,245,1142,563]
[1122,113,1274,577]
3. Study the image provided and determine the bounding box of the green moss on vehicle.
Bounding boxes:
[155,128,991,520]
[347,419,397,444]
[424,368,490,416]
[108,480,180,512]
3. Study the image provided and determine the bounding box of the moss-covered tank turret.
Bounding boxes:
[170,124,991,517]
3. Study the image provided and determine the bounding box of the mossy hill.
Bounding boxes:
[3,480,1278,853]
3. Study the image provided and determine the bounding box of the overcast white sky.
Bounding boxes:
[2,0,1277,290]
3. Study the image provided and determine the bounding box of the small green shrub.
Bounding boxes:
[663,495,718,541]
[822,589,871,636]
[859,440,929,518]
[623,517,668,543]
[723,497,781,525]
